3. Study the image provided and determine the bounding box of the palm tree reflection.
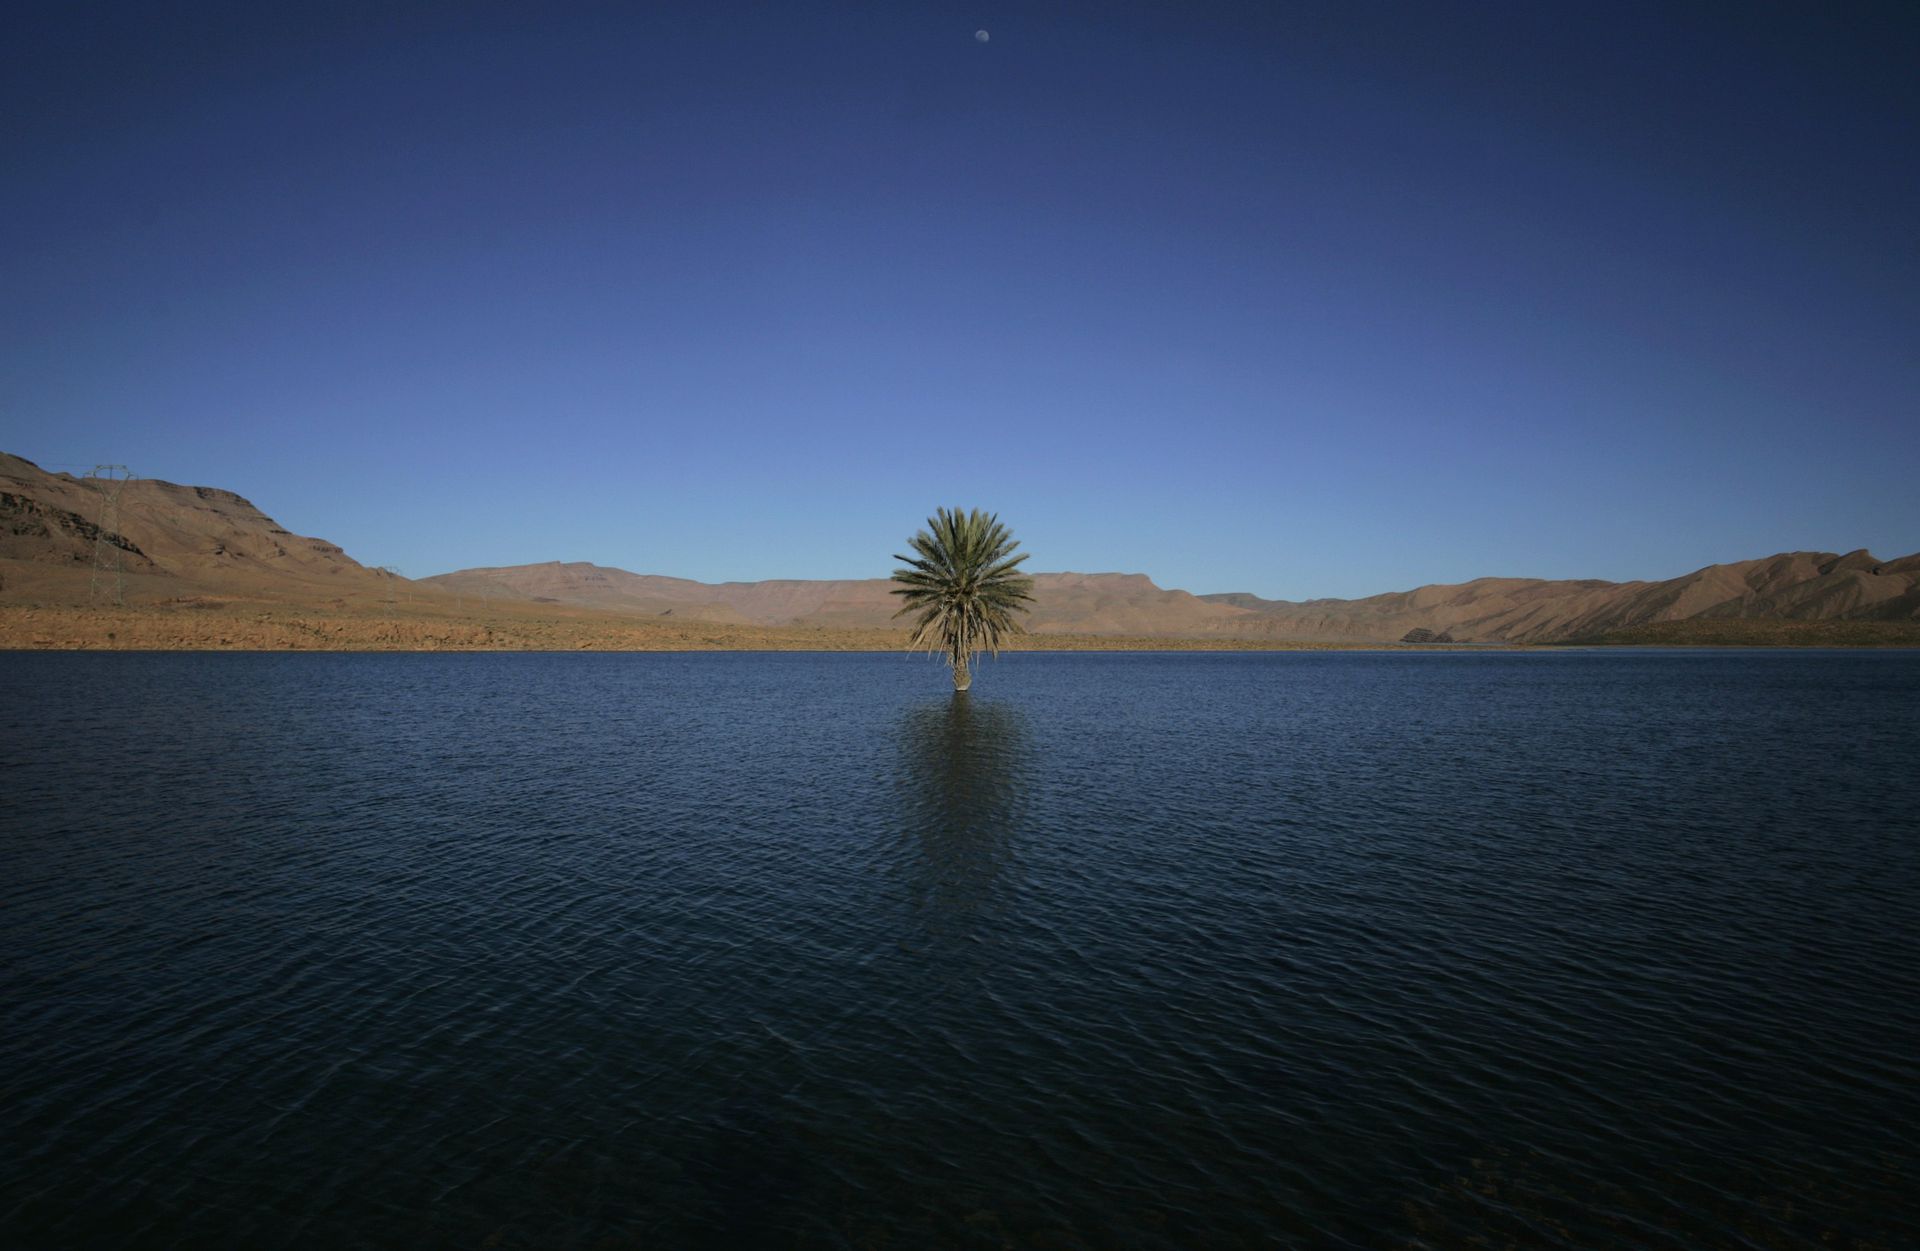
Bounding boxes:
[894,696,1031,925]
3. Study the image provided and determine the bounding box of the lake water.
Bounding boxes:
[3,650,1917,1248]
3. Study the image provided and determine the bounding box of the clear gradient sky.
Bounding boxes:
[4,1,1916,599]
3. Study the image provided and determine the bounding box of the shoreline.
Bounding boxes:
[4,603,1915,653]
[0,601,1487,652]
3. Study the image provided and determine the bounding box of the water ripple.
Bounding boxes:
[2,650,1917,1248]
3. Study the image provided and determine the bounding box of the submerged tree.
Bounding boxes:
[891,508,1035,691]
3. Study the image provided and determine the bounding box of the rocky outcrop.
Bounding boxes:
[2,491,154,566]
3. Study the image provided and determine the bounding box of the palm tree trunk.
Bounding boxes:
[951,650,971,692]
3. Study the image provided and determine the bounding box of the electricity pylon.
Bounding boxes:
[376,566,403,617]
[85,465,134,605]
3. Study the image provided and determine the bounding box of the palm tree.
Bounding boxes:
[891,508,1035,691]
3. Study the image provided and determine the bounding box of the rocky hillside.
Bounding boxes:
[1,452,391,601]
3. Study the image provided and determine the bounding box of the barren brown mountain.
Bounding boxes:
[426,552,1920,643]
[419,564,1250,634]
[1193,551,1920,643]
[2,451,388,602]
[4,451,1916,648]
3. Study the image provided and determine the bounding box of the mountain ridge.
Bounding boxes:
[423,548,1920,643]
[3,451,1915,643]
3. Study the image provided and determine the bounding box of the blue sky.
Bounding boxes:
[4,1,1916,599]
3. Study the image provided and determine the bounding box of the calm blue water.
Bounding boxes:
[3,650,1917,1249]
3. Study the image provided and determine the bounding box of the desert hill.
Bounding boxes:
[419,563,1249,634]
[427,548,1920,644]
[2,451,391,603]
[4,450,1916,647]
[1197,550,1920,643]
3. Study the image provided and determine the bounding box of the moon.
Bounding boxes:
[974,30,990,43]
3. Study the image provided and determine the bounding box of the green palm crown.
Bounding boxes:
[890,508,1036,682]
